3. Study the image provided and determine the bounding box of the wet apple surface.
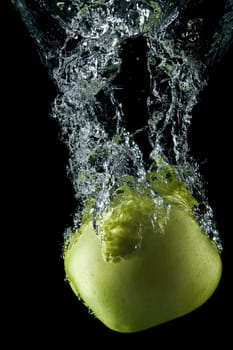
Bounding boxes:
[64,171,222,333]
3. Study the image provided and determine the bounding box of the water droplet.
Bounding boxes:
[88,307,94,315]
[56,2,64,11]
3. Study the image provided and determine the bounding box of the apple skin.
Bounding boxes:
[64,196,222,333]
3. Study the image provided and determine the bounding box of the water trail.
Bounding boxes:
[11,0,233,251]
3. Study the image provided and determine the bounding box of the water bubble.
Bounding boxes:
[88,307,94,315]
[57,2,65,11]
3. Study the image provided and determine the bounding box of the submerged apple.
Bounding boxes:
[64,168,222,333]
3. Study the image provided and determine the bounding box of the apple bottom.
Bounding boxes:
[65,205,222,333]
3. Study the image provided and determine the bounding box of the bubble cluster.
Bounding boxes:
[11,0,233,250]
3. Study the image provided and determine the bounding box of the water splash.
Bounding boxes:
[11,0,233,251]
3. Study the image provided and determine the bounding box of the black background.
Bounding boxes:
[3,1,232,346]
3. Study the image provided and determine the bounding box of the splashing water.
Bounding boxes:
[11,0,233,251]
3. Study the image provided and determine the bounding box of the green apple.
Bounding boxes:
[64,168,222,333]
